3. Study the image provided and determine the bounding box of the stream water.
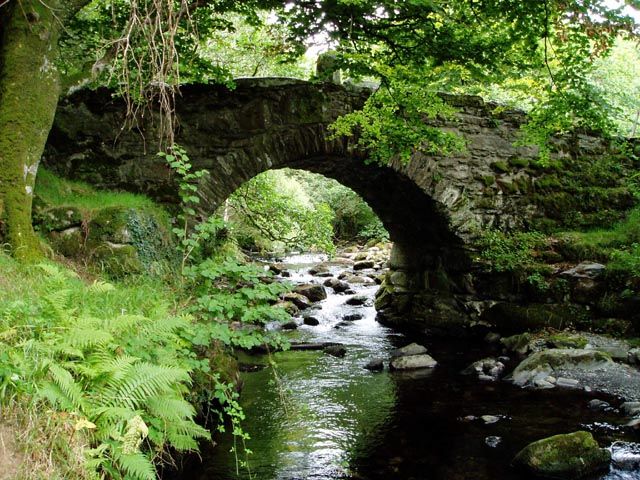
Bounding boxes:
[175,253,640,480]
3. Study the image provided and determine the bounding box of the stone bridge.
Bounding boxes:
[43,78,631,333]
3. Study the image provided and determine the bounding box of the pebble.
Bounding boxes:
[556,377,580,388]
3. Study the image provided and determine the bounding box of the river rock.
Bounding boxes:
[281,320,298,330]
[308,265,331,276]
[334,321,352,329]
[389,353,437,370]
[512,431,611,479]
[343,313,363,321]
[481,415,500,425]
[500,333,533,356]
[294,284,327,302]
[587,399,610,411]
[303,316,320,326]
[485,436,502,448]
[276,301,299,316]
[364,358,384,371]
[324,345,347,358]
[323,278,350,293]
[346,295,371,306]
[268,264,283,275]
[628,347,640,365]
[462,357,505,381]
[620,401,640,416]
[610,441,640,471]
[391,342,428,358]
[281,292,312,310]
[342,274,375,285]
[353,260,375,270]
[509,349,612,388]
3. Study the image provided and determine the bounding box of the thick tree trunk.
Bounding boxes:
[0,0,62,260]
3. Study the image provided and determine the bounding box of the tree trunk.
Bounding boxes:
[0,0,62,260]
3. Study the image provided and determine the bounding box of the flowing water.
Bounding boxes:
[175,253,640,480]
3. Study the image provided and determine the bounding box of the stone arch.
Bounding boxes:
[44,77,622,333]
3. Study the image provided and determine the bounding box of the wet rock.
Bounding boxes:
[389,353,437,370]
[281,292,312,310]
[346,295,371,306]
[353,260,375,270]
[280,270,291,277]
[276,301,299,316]
[290,342,341,351]
[334,321,352,329]
[484,332,501,344]
[342,274,375,285]
[324,345,347,357]
[343,313,363,321]
[485,436,502,448]
[610,441,640,471]
[587,399,610,411]
[628,347,640,365]
[512,431,611,479]
[462,358,505,381]
[303,316,320,326]
[239,363,267,373]
[268,264,283,275]
[481,415,500,425]
[364,358,384,371]
[323,278,349,293]
[281,320,298,330]
[308,265,331,276]
[294,284,327,302]
[560,262,606,279]
[620,402,640,416]
[509,349,612,388]
[500,333,533,356]
[391,342,428,358]
[354,252,368,261]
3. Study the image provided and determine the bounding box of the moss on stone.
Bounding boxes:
[490,161,510,173]
[481,175,496,187]
[91,244,144,278]
[513,431,611,479]
[509,157,530,168]
[548,333,588,349]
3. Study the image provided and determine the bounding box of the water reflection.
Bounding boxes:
[193,253,398,479]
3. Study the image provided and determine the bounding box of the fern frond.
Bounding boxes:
[112,449,156,480]
[39,363,86,412]
[146,395,196,421]
[66,328,113,349]
[41,289,73,321]
[106,363,190,410]
[89,280,116,293]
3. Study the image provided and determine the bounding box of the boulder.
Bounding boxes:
[620,401,640,416]
[303,316,320,326]
[512,431,611,479]
[323,278,350,293]
[364,358,384,371]
[282,292,312,310]
[281,320,298,330]
[560,262,606,279]
[391,342,428,358]
[390,354,437,370]
[343,313,363,321]
[353,260,375,270]
[509,349,612,388]
[346,295,371,306]
[324,345,347,357]
[294,284,327,302]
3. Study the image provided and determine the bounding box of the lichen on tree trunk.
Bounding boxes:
[0,0,62,260]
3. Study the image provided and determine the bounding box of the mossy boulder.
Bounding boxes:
[513,431,611,479]
[548,334,588,349]
[91,243,144,278]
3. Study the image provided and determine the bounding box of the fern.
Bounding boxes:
[40,363,87,412]
[111,448,156,480]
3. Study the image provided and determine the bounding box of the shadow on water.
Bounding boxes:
[173,254,640,480]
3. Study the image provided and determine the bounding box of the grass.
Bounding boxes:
[555,206,640,263]
[35,168,161,213]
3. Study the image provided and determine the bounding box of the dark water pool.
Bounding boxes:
[173,254,640,480]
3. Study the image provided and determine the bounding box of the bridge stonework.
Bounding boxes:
[44,78,631,333]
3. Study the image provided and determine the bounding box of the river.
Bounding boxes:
[174,252,640,480]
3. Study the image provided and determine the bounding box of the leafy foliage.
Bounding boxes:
[228,170,335,254]
[478,230,547,274]
[0,262,209,479]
